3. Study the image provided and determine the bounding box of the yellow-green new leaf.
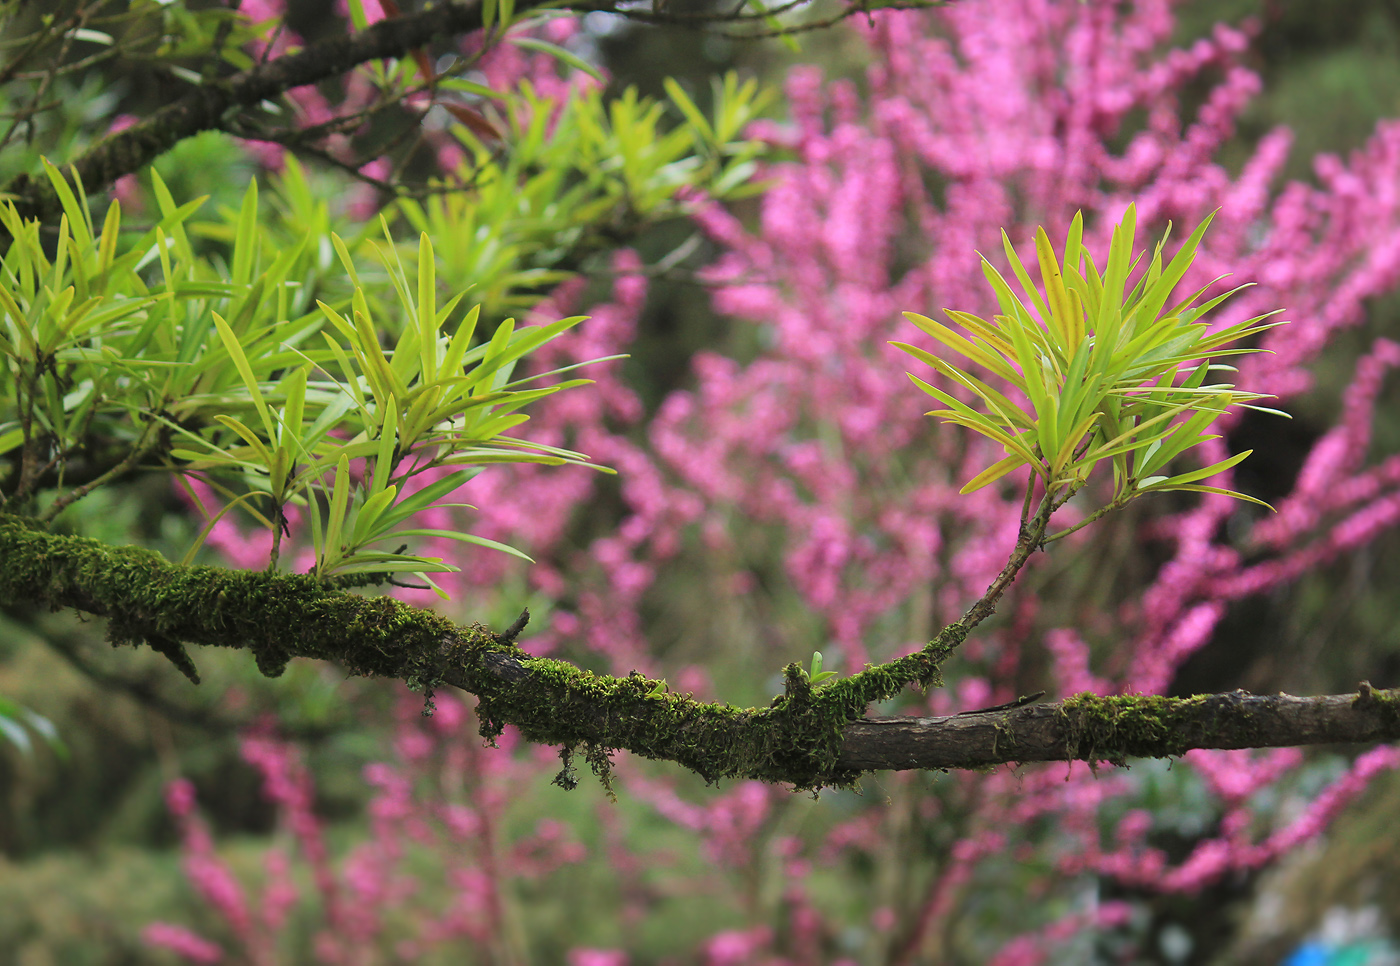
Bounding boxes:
[372,527,534,562]
[211,312,276,440]
[1142,483,1274,510]
[212,414,274,467]
[321,454,353,574]
[960,453,1030,494]
[901,313,1022,384]
[1138,449,1252,491]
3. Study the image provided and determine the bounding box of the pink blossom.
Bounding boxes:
[704,927,772,966]
[165,778,197,819]
[152,0,1400,960]
[142,923,224,963]
[260,850,298,933]
[569,951,629,966]
[183,853,251,939]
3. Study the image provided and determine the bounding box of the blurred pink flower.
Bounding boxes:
[142,923,224,964]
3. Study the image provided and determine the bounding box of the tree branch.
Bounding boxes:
[0,0,959,220]
[4,513,1397,789]
[0,512,887,788]
[0,0,555,221]
[839,686,1400,771]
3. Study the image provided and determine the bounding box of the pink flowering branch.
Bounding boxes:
[526,5,1400,950]
[156,691,591,962]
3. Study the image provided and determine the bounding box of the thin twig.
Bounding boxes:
[38,422,157,522]
[720,0,944,40]
[569,0,811,24]
[956,489,1054,634]
[1018,471,1036,533]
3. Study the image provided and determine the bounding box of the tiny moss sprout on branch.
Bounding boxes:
[894,204,1287,543]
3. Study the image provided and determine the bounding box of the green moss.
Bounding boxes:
[465,623,964,790]
[1058,691,1262,765]
[0,513,969,791]
[0,513,467,682]
[1353,681,1400,728]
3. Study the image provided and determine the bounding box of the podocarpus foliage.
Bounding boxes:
[897,205,1281,511]
[7,0,1400,963]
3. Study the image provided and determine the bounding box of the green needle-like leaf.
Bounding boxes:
[212,311,276,440]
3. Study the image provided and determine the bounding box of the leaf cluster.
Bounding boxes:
[0,45,772,583]
[176,201,605,588]
[400,71,770,313]
[0,160,604,589]
[894,205,1284,519]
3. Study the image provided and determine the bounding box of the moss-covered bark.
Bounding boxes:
[0,514,955,790]
[840,687,1400,771]
[7,514,1398,788]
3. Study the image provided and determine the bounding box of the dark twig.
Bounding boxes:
[493,607,530,644]
[955,490,1055,635]
[38,424,159,523]
[0,0,559,221]
[720,0,943,39]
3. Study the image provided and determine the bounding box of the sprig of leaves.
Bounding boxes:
[4,71,760,582]
[0,160,611,592]
[893,204,1284,516]
[171,212,606,588]
[400,71,770,313]
[0,159,204,502]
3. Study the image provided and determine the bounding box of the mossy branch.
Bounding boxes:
[6,513,1398,787]
[0,513,948,789]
